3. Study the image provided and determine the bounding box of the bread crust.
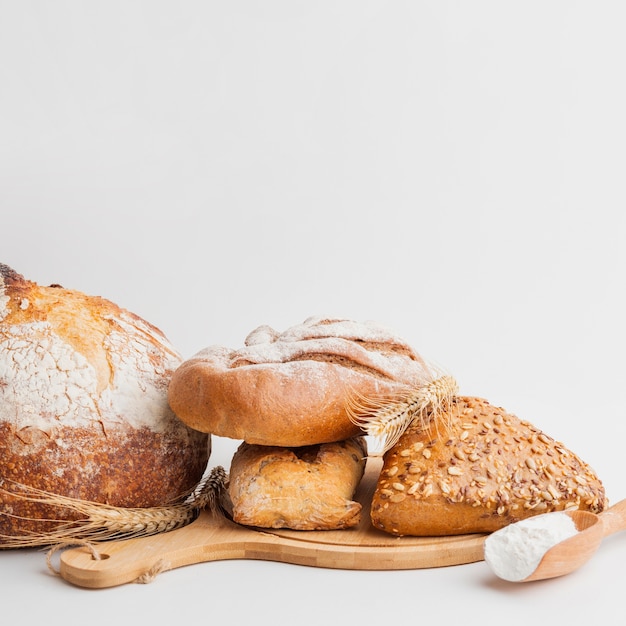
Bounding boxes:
[168,317,432,446]
[371,396,606,536]
[227,437,367,530]
[0,264,210,544]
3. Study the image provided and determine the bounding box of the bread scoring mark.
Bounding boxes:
[275,316,417,351]
[230,353,385,376]
[228,317,432,385]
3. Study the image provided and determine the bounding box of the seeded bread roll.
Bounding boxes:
[227,437,367,530]
[168,316,432,447]
[0,264,210,545]
[371,396,606,536]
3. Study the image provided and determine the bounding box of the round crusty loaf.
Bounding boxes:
[0,264,210,545]
[371,396,606,536]
[168,316,433,447]
[227,436,368,530]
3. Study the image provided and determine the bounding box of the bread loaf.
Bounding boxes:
[168,316,433,447]
[0,264,210,545]
[371,396,606,536]
[227,436,367,530]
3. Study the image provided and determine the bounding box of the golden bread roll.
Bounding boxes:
[168,316,432,447]
[0,263,210,545]
[227,436,367,530]
[371,396,606,536]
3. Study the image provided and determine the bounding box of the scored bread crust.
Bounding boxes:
[371,396,606,536]
[227,437,367,530]
[168,317,432,447]
[0,264,210,543]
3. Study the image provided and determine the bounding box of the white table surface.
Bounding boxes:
[3,431,626,626]
[2,2,625,624]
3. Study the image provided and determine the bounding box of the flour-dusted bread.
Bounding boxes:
[371,396,606,536]
[168,316,433,447]
[0,264,210,545]
[227,437,367,530]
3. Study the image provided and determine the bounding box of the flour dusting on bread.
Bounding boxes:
[168,317,435,446]
[0,264,210,545]
[230,316,432,384]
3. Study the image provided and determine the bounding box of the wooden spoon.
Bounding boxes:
[487,498,626,583]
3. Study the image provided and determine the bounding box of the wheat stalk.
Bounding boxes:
[347,374,459,456]
[0,465,228,549]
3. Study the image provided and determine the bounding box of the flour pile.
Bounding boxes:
[483,512,578,581]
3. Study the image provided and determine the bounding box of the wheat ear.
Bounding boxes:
[346,375,459,456]
[0,465,228,549]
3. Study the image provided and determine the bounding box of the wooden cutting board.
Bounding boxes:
[59,458,487,588]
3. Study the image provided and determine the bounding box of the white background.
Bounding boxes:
[1,1,625,624]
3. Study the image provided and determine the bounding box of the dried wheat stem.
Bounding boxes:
[347,375,459,456]
[0,465,228,549]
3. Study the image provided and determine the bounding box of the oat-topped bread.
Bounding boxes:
[0,263,210,545]
[168,316,435,447]
[371,396,606,536]
[227,436,367,530]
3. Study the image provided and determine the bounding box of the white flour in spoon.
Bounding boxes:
[483,511,578,582]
